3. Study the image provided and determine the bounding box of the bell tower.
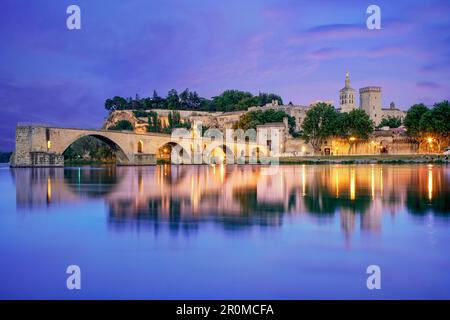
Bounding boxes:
[339,71,356,113]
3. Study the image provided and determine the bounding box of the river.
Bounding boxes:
[0,163,449,299]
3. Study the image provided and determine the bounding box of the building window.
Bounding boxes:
[47,140,51,150]
[137,140,143,153]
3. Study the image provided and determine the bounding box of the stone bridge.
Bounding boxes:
[10,124,270,167]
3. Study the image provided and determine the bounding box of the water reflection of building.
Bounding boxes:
[11,164,450,236]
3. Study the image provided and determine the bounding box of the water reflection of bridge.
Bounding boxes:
[11,165,450,236]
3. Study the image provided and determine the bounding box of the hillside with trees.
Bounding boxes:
[104,89,283,113]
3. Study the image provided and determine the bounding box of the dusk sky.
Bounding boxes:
[1,0,449,150]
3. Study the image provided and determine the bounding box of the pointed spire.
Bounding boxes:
[345,71,350,88]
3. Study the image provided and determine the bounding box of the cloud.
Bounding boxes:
[416,81,444,90]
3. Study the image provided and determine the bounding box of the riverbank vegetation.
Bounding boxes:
[403,101,450,151]
[0,151,12,163]
[63,136,116,163]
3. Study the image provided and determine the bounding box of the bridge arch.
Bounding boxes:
[157,141,191,163]
[204,143,235,164]
[61,133,131,163]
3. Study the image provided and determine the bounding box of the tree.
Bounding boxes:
[378,116,402,128]
[233,109,296,135]
[212,90,254,112]
[404,103,429,137]
[166,89,180,110]
[419,101,450,151]
[63,136,114,162]
[147,111,161,132]
[301,103,338,153]
[108,120,133,131]
[104,89,284,112]
[336,109,374,140]
[104,96,128,111]
[255,92,283,105]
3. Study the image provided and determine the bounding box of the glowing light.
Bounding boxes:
[427,137,433,143]
[301,146,306,153]
[137,140,144,153]
[349,137,356,142]
[47,140,51,150]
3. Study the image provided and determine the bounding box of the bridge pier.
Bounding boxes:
[10,151,64,167]
[9,125,64,167]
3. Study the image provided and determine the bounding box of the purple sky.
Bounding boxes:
[1,0,450,150]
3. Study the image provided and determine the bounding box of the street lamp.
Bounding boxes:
[349,137,356,155]
[427,137,433,153]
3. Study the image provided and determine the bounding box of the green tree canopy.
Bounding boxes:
[233,109,296,134]
[301,103,338,152]
[108,120,133,131]
[104,89,283,113]
[336,109,374,140]
[404,103,429,137]
[378,116,402,128]
[419,101,450,150]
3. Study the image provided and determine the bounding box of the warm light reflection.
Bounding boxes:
[302,164,306,196]
[350,168,355,200]
[371,166,375,199]
[380,168,383,197]
[47,177,52,202]
[13,164,450,238]
[335,169,339,198]
[428,166,433,201]
[138,174,143,195]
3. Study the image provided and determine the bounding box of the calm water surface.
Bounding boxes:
[0,164,449,299]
